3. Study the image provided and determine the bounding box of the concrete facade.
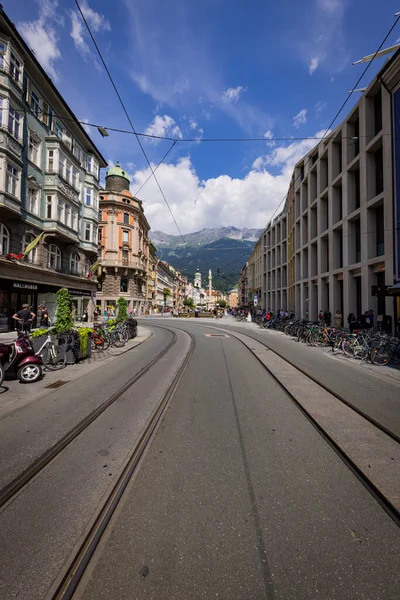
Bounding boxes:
[256,52,400,330]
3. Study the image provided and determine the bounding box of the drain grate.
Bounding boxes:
[45,380,70,389]
[204,333,229,338]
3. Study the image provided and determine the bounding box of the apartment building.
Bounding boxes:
[259,49,400,330]
[0,8,107,331]
[97,163,150,315]
[146,242,158,312]
[156,261,175,309]
[247,235,263,308]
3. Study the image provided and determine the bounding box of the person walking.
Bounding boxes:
[347,312,357,333]
[334,310,342,329]
[12,303,36,332]
[38,304,49,328]
[323,310,332,327]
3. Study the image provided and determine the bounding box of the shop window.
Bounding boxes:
[48,244,62,270]
[120,277,128,293]
[0,222,10,255]
[22,233,37,264]
[70,252,80,275]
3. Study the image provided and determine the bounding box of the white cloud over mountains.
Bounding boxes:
[125,133,323,234]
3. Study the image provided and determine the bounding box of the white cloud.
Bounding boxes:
[293,109,308,128]
[18,0,61,81]
[309,57,319,75]
[315,101,327,115]
[189,119,198,130]
[317,0,343,13]
[126,133,325,235]
[144,114,182,142]
[264,130,273,139]
[80,118,92,135]
[222,85,247,104]
[70,1,110,58]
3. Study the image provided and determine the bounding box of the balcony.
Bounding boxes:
[44,172,80,206]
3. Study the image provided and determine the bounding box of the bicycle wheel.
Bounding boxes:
[371,345,392,366]
[110,330,125,348]
[42,343,66,370]
[0,363,4,386]
[91,333,105,352]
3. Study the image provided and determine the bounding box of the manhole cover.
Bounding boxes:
[45,380,70,389]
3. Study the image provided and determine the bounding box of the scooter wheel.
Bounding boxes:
[0,364,4,387]
[17,364,42,383]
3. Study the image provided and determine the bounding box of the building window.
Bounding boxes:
[85,188,93,206]
[86,155,93,173]
[120,277,128,293]
[65,204,71,227]
[0,96,3,126]
[66,160,71,183]
[0,42,5,69]
[30,90,40,116]
[0,222,10,255]
[27,185,39,214]
[6,163,19,196]
[73,168,79,190]
[48,244,62,270]
[98,227,102,243]
[122,250,129,265]
[22,233,37,264]
[70,252,80,274]
[42,101,49,126]
[123,212,129,224]
[8,105,20,138]
[122,229,129,243]
[84,222,92,242]
[73,143,82,163]
[64,130,72,151]
[72,210,78,231]
[47,149,54,171]
[58,154,65,177]
[55,122,63,140]
[46,195,53,218]
[10,52,22,84]
[57,200,64,222]
[84,257,91,276]
[28,130,41,165]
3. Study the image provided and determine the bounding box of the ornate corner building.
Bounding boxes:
[0,7,107,332]
[96,163,150,315]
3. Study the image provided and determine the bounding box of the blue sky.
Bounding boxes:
[7,0,400,233]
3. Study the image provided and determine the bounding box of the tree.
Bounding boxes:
[218,299,227,309]
[183,297,195,308]
[117,297,128,320]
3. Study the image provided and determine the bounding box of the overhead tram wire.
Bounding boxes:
[267,12,400,224]
[132,140,177,198]
[73,0,187,249]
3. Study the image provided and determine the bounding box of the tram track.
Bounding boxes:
[0,325,178,510]
[50,328,196,600]
[170,320,400,524]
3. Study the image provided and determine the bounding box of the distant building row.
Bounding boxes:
[242,48,400,332]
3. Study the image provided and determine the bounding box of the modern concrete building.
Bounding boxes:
[0,7,107,331]
[97,163,150,315]
[257,49,400,331]
[246,235,263,308]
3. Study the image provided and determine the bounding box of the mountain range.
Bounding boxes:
[150,227,263,293]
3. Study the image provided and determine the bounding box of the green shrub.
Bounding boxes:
[53,288,74,333]
[117,297,128,321]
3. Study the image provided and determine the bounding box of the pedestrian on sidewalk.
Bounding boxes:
[12,303,36,332]
[347,312,357,333]
[334,310,342,329]
[38,304,49,328]
[323,310,331,327]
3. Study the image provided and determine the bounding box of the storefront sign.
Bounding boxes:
[13,282,38,291]
[68,288,92,297]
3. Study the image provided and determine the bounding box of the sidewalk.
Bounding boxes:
[0,326,152,418]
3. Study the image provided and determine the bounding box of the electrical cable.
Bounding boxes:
[74,0,187,248]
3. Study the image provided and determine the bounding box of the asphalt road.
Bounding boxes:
[79,320,400,600]
[181,318,400,438]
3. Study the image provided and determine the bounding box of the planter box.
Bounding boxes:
[32,331,92,364]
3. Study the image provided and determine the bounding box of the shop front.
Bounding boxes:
[0,277,96,332]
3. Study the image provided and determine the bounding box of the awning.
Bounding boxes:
[388,282,400,295]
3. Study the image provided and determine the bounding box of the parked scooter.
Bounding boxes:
[0,332,43,383]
